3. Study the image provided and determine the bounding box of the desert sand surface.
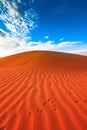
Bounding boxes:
[0,51,87,130]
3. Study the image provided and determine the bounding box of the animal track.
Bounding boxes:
[46,98,58,112]
[37,109,43,113]
[48,98,51,102]
[40,110,43,113]
[50,100,54,104]
[26,112,32,115]
[43,102,46,105]
[53,108,57,111]
[11,113,16,119]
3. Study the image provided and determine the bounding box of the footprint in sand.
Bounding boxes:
[47,98,59,112]
[47,98,51,102]
[43,102,47,105]
[26,112,32,115]
[37,109,43,113]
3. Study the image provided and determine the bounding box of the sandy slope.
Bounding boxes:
[0,51,87,130]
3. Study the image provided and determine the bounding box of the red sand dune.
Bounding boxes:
[0,51,87,130]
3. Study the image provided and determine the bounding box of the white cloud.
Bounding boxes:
[0,28,7,34]
[0,0,38,38]
[57,41,82,48]
[0,31,83,57]
[0,28,7,37]
[59,37,64,41]
[44,35,49,39]
[70,49,87,56]
[18,0,21,3]
[0,0,19,16]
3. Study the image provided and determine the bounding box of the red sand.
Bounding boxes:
[0,51,87,130]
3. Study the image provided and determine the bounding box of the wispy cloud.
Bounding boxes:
[57,41,82,48]
[59,37,64,41]
[0,28,7,37]
[0,0,39,57]
[44,35,49,39]
[0,0,38,38]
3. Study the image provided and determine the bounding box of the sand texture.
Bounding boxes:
[0,51,87,130]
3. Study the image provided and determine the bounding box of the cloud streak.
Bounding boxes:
[44,36,49,39]
[59,37,64,41]
[0,0,38,38]
[57,41,82,48]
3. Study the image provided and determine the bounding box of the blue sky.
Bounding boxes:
[0,0,87,57]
